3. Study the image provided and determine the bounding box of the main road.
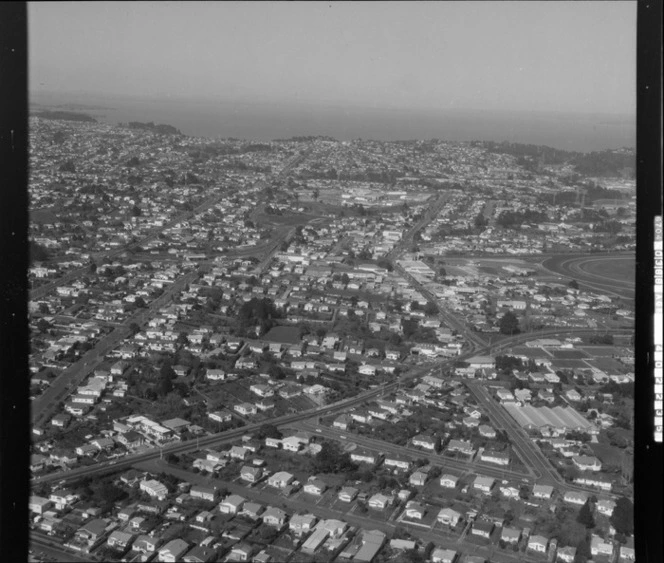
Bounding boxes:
[31,269,199,427]
[33,327,630,494]
[30,150,312,427]
[295,421,533,481]
[393,262,488,351]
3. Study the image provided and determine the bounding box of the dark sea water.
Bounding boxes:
[30,91,635,153]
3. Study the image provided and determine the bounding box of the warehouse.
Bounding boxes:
[502,404,596,434]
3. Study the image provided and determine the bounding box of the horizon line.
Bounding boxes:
[28,89,636,120]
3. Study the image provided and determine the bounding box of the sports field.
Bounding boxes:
[577,256,634,284]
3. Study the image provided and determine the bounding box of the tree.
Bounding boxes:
[29,241,50,264]
[498,311,520,335]
[59,160,76,173]
[156,377,173,397]
[610,497,634,535]
[424,302,439,315]
[568,279,579,290]
[256,424,282,440]
[474,212,488,229]
[311,441,357,474]
[160,361,176,380]
[574,534,591,563]
[577,499,595,528]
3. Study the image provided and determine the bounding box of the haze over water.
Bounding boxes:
[30,91,634,153]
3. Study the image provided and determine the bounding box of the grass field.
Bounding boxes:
[579,257,634,284]
[31,208,59,224]
[551,350,589,360]
[589,442,624,467]
[550,359,591,369]
[507,346,551,359]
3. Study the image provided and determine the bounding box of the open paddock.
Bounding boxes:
[551,350,589,360]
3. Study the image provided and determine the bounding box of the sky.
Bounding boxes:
[28,1,636,116]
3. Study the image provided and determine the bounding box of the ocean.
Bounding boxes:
[30,91,635,153]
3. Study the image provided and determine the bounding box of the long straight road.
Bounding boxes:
[33,328,630,492]
[394,263,487,351]
[31,269,199,427]
[464,380,624,497]
[465,380,559,484]
[295,421,534,480]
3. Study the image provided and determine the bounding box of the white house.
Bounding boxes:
[437,507,462,527]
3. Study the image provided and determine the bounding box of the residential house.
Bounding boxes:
[596,499,616,517]
[264,437,282,449]
[412,434,437,451]
[189,485,217,502]
[267,471,294,489]
[473,476,496,494]
[107,530,135,550]
[333,414,352,431]
[572,455,602,472]
[240,465,263,483]
[563,491,589,506]
[75,518,108,545]
[480,450,510,466]
[304,477,328,496]
[240,501,264,520]
[478,425,496,438]
[431,548,458,563]
[262,506,287,528]
[440,474,460,488]
[368,493,394,510]
[590,535,614,558]
[533,484,555,500]
[234,403,257,416]
[384,454,411,471]
[471,521,494,539]
[118,430,145,449]
[447,439,474,456]
[218,494,245,514]
[229,543,253,561]
[183,546,216,563]
[49,490,79,510]
[132,535,162,554]
[289,513,318,536]
[282,434,309,452]
[556,546,577,563]
[29,496,52,515]
[409,471,428,487]
[501,527,521,544]
[338,487,358,503]
[139,479,168,500]
[404,501,426,520]
[208,409,233,424]
[229,445,249,460]
[528,535,549,554]
[206,369,226,381]
[619,539,635,561]
[157,539,190,562]
[437,508,462,527]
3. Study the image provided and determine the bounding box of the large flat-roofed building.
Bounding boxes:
[502,404,596,434]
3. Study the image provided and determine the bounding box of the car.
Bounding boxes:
[316,429,321,433]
